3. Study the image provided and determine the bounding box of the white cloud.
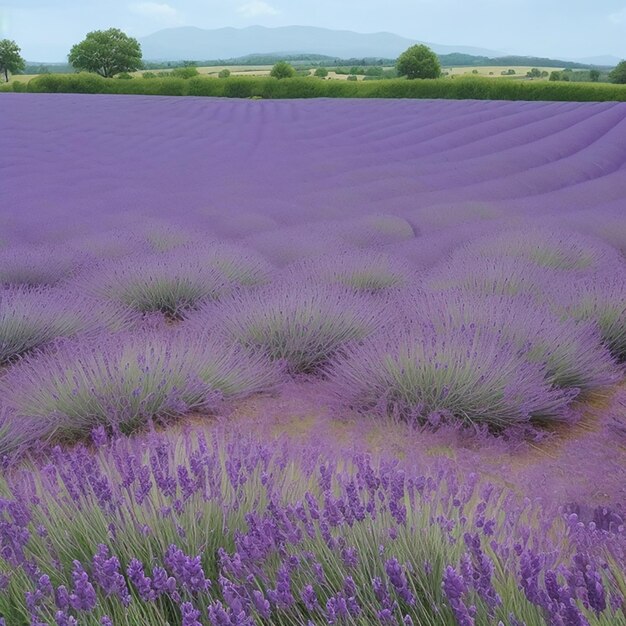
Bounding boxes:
[129,2,182,24]
[237,1,280,18]
[609,7,626,24]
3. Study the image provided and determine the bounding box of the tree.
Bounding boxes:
[218,69,231,78]
[589,69,600,82]
[396,44,441,80]
[0,39,26,83]
[609,60,626,84]
[270,61,295,79]
[314,67,329,78]
[526,68,542,78]
[68,28,142,78]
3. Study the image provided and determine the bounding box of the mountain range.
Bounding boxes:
[139,25,507,61]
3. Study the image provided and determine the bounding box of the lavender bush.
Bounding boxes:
[189,282,384,374]
[293,251,410,293]
[327,323,576,428]
[405,291,621,392]
[0,330,280,450]
[0,245,83,286]
[0,287,135,363]
[565,273,626,360]
[78,251,231,318]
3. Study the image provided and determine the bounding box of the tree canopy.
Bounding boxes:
[68,28,142,78]
[396,44,441,80]
[0,39,26,83]
[270,61,296,79]
[608,60,626,84]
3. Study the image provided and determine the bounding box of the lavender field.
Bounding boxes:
[1,92,626,626]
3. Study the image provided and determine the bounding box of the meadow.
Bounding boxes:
[0,93,625,625]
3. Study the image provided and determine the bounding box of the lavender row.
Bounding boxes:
[0,424,624,625]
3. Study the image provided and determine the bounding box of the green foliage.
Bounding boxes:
[171,66,199,79]
[68,28,142,78]
[270,61,296,79]
[589,69,601,82]
[609,60,626,84]
[527,67,542,78]
[218,68,231,78]
[396,44,441,80]
[25,73,626,102]
[116,72,133,80]
[0,39,26,82]
[347,74,358,81]
[142,71,157,79]
[314,67,329,77]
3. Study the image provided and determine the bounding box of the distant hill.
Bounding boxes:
[572,55,622,66]
[437,53,611,70]
[138,25,504,61]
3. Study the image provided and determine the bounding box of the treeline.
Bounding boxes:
[20,53,612,77]
[5,72,626,102]
[437,53,607,69]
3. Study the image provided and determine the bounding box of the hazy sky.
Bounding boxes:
[2,0,626,62]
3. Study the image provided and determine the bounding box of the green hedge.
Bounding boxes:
[16,73,626,102]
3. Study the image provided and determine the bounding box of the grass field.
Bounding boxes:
[5,64,578,85]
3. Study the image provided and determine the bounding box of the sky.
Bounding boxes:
[1,0,625,62]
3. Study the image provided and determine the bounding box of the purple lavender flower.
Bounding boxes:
[69,561,97,612]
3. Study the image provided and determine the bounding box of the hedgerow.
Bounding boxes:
[23,73,626,101]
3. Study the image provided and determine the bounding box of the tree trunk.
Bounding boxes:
[3,68,8,83]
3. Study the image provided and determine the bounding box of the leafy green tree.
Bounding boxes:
[68,28,142,78]
[0,39,26,83]
[347,74,358,81]
[314,67,329,78]
[270,61,296,79]
[589,69,600,82]
[396,44,441,79]
[526,68,542,78]
[609,60,626,84]
[218,69,231,78]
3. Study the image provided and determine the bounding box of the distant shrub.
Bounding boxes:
[609,60,626,84]
[79,250,230,318]
[171,66,199,79]
[427,254,561,299]
[566,273,626,361]
[116,72,133,80]
[270,61,296,79]
[347,75,358,81]
[294,251,410,293]
[463,228,620,273]
[341,214,416,247]
[245,226,344,266]
[0,287,134,364]
[314,67,328,78]
[197,244,273,287]
[194,283,383,374]
[0,244,82,286]
[28,72,106,94]
[327,323,576,429]
[218,68,231,78]
[142,71,157,79]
